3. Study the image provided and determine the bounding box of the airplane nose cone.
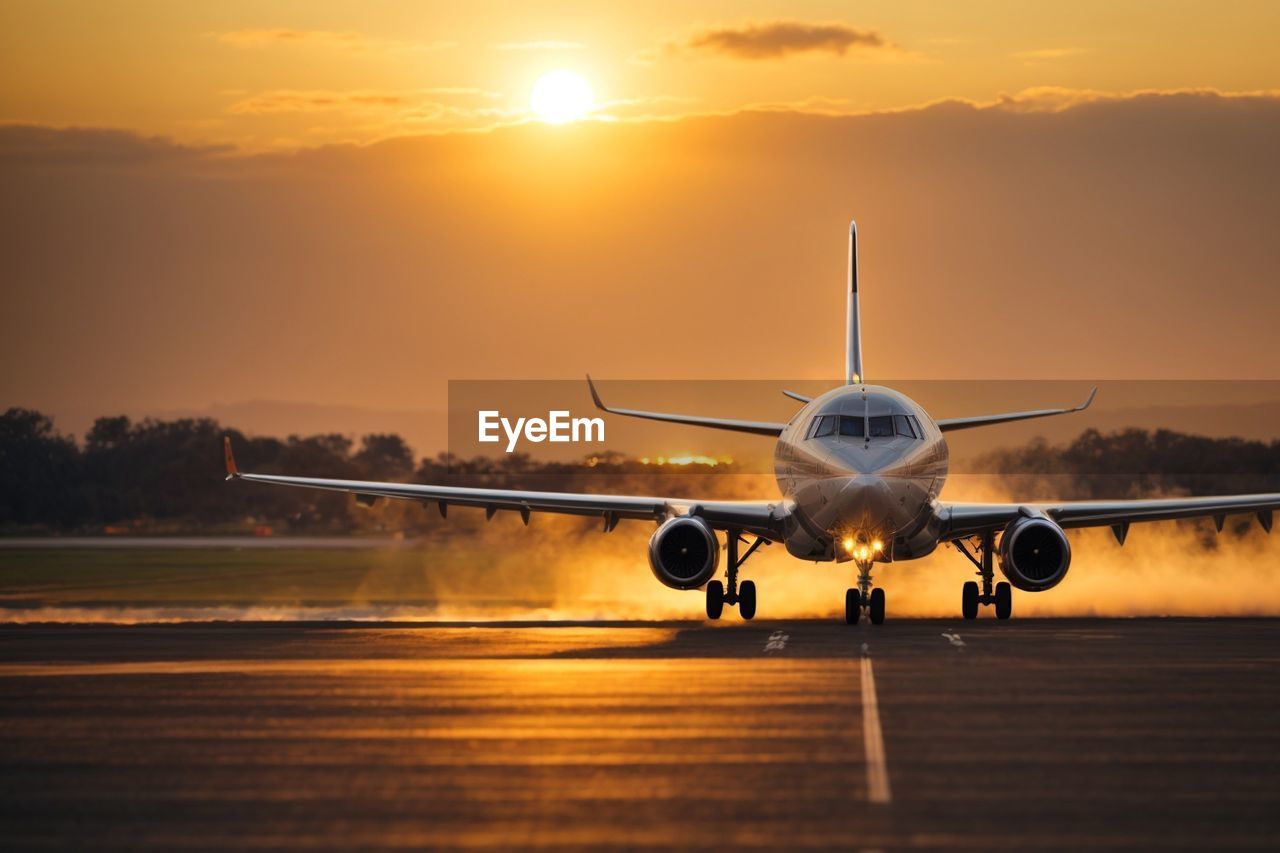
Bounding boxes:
[829,444,903,477]
[819,438,911,479]
[837,475,891,517]
[842,474,887,496]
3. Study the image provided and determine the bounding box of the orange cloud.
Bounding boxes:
[225,88,500,118]
[677,20,890,60]
[990,85,1280,113]
[227,90,413,116]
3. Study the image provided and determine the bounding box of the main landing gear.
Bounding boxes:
[845,558,886,625]
[954,531,1012,620]
[705,530,767,621]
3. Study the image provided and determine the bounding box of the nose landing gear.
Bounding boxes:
[954,531,1013,620]
[845,559,886,625]
[704,530,765,621]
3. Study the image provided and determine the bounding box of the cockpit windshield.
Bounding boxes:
[868,416,894,438]
[807,412,923,441]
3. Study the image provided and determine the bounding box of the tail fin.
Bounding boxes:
[846,220,863,385]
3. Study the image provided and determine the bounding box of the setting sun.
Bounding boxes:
[530,70,594,124]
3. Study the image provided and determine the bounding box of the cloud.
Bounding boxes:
[212,29,453,54]
[715,85,1280,122]
[0,123,229,165]
[591,95,698,122]
[1012,47,1090,60]
[675,20,890,60]
[492,40,584,51]
[227,90,412,116]
[989,85,1280,113]
[733,95,858,116]
[225,88,498,117]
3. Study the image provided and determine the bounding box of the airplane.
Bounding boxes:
[223,221,1280,624]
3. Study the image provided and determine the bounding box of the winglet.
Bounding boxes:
[1076,386,1099,412]
[586,374,609,412]
[223,436,240,480]
[782,390,813,404]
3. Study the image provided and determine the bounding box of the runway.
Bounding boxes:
[2,619,1279,850]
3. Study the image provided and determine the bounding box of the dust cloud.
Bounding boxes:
[420,474,1280,620]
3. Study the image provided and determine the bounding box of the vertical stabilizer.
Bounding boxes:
[846,220,863,385]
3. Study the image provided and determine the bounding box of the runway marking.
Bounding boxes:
[860,648,892,805]
[941,631,966,650]
[763,630,789,653]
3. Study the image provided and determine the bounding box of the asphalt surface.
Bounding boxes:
[2,618,1279,850]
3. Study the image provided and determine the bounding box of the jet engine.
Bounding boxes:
[647,516,720,590]
[997,516,1071,591]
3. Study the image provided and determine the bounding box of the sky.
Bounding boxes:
[3,1,1280,148]
[2,1,1280,447]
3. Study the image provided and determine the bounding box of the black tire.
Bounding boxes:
[995,581,1012,620]
[869,588,886,625]
[962,581,979,620]
[845,588,861,625]
[706,580,724,620]
[738,580,757,621]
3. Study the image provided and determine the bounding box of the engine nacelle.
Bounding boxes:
[998,516,1071,591]
[647,516,720,590]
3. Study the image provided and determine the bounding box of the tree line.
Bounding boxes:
[1,408,1277,534]
[0,409,756,534]
[975,428,1280,502]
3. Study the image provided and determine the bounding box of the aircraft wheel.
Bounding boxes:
[706,580,724,620]
[962,581,979,620]
[995,582,1012,620]
[738,580,757,621]
[869,588,886,625]
[845,589,861,625]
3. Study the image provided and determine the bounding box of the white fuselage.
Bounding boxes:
[773,384,949,563]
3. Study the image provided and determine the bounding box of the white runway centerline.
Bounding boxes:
[860,652,892,804]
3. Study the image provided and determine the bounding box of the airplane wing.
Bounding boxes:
[936,387,1097,432]
[942,493,1279,541]
[586,376,786,437]
[224,438,787,539]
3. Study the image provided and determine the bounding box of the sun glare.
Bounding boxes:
[530,70,594,124]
